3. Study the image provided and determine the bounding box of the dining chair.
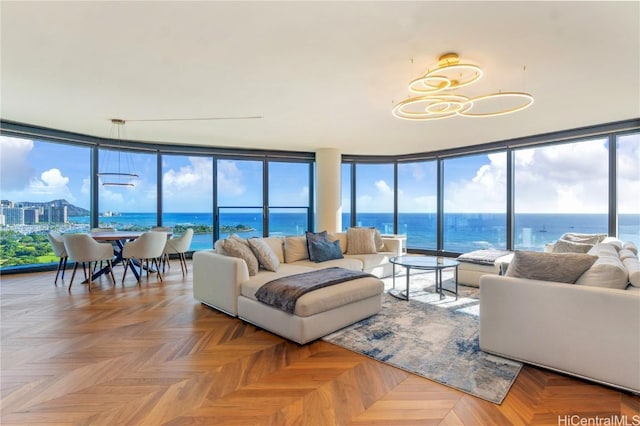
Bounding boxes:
[89,228,117,270]
[47,231,68,285]
[122,231,168,284]
[161,228,194,275]
[63,233,116,292]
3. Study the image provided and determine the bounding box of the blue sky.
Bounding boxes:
[1,134,638,214]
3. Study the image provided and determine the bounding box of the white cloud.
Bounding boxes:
[444,153,507,213]
[375,179,393,195]
[19,167,76,203]
[162,157,214,211]
[217,160,245,197]
[0,136,36,191]
[438,140,618,214]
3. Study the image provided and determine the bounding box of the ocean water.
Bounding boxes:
[71,212,640,253]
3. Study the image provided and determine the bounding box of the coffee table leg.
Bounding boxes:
[404,266,410,300]
[454,266,458,300]
[392,262,397,291]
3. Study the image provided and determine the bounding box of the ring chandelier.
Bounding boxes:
[392,53,533,121]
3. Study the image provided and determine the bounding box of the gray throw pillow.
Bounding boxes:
[248,237,280,271]
[505,250,598,284]
[221,238,259,276]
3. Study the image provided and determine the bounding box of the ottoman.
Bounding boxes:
[457,250,513,287]
[238,274,385,344]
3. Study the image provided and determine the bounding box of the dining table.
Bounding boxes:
[88,231,170,282]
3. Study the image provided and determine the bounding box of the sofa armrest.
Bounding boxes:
[193,250,249,316]
[381,237,402,256]
[480,275,640,393]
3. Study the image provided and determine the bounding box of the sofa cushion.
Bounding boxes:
[220,238,260,276]
[623,257,640,287]
[623,241,638,255]
[345,252,391,271]
[346,227,377,254]
[264,236,285,263]
[505,251,598,284]
[292,257,363,271]
[248,237,280,272]
[619,249,637,261]
[587,243,618,257]
[284,235,309,263]
[575,255,629,290]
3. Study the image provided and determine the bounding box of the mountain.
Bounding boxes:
[18,199,89,217]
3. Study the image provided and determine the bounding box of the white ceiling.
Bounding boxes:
[1,1,639,155]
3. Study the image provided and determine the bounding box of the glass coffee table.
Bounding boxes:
[389,256,460,301]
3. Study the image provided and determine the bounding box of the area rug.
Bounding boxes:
[322,271,522,404]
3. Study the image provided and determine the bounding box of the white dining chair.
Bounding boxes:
[47,231,68,285]
[122,231,168,284]
[161,228,194,275]
[63,233,115,291]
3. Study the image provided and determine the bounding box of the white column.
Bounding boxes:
[315,148,342,233]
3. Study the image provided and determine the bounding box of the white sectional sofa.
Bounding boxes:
[480,239,640,393]
[193,232,402,344]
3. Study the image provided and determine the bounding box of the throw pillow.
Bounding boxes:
[306,231,344,262]
[346,227,377,254]
[305,230,329,258]
[248,237,280,272]
[505,250,598,284]
[308,239,344,262]
[560,232,607,245]
[552,239,593,254]
[220,238,259,276]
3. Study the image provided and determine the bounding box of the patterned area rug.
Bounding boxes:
[323,271,522,404]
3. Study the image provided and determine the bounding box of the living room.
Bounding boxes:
[1,1,639,424]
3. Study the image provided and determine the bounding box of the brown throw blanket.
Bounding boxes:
[255,267,374,314]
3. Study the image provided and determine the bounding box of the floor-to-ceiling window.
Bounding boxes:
[354,163,394,234]
[617,132,640,246]
[162,154,214,250]
[0,135,91,268]
[398,160,437,249]
[1,120,637,271]
[442,152,507,252]
[341,163,352,231]
[513,138,609,250]
[268,161,311,236]
[216,158,264,239]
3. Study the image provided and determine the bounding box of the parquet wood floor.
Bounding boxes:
[1,262,638,425]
